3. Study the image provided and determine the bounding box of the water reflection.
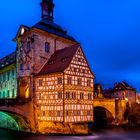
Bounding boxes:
[0,128,140,140]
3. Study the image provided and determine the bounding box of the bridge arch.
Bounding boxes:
[0,111,30,131]
[93,106,115,127]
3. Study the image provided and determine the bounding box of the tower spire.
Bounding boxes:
[41,0,55,21]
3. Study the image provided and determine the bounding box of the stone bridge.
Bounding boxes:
[93,98,127,125]
[0,98,128,132]
[0,100,36,133]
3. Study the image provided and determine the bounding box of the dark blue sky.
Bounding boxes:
[0,0,140,92]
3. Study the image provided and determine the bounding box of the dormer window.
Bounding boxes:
[45,42,50,53]
[48,60,54,65]
[61,57,68,62]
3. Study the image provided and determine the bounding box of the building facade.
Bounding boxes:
[113,81,136,103]
[0,0,94,134]
[0,53,17,100]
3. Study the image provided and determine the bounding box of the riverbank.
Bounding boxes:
[0,128,91,137]
[1,127,140,140]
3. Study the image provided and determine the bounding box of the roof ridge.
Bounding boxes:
[0,51,16,61]
[0,51,16,69]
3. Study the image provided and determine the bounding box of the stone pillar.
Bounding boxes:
[115,99,127,125]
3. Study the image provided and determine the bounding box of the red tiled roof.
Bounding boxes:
[36,45,79,75]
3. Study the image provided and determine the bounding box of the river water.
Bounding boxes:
[0,127,140,140]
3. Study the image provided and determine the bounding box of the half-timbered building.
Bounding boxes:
[0,0,94,134]
[35,45,94,131]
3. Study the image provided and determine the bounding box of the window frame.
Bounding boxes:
[45,42,50,53]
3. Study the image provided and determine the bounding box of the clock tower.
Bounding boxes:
[41,0,55,21]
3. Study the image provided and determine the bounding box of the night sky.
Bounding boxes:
[0,0,140,92]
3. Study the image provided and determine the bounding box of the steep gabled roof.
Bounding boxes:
[32,19,76,42]
[0,52,16,69]
[114,81,135,91]
[37,45,79,76]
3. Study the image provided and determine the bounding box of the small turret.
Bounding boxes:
[40,0,55,21]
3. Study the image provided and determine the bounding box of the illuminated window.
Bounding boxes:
[74,110,77,116]
[66,111,69,116]
[58,92,62,99]
[87,111,90,116]
[87,80,91,87]
[45,42,50,53]
[78,58,81,62]
[57,111,61,117]
[88,93,92,100]
[12,89,15,97]
[72,92,76,99]
[77,110,81,115]
[39,93,42,99]
[57,77,62,84]
[83,69,85,74]
[80,92,84,99]
[66,92,70,99]
[67,77,72,85]
[21,27,25,35]
[39,79,43,86]
[42,111,45,116]
[77,78,82,86]
[74,68,77,72]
